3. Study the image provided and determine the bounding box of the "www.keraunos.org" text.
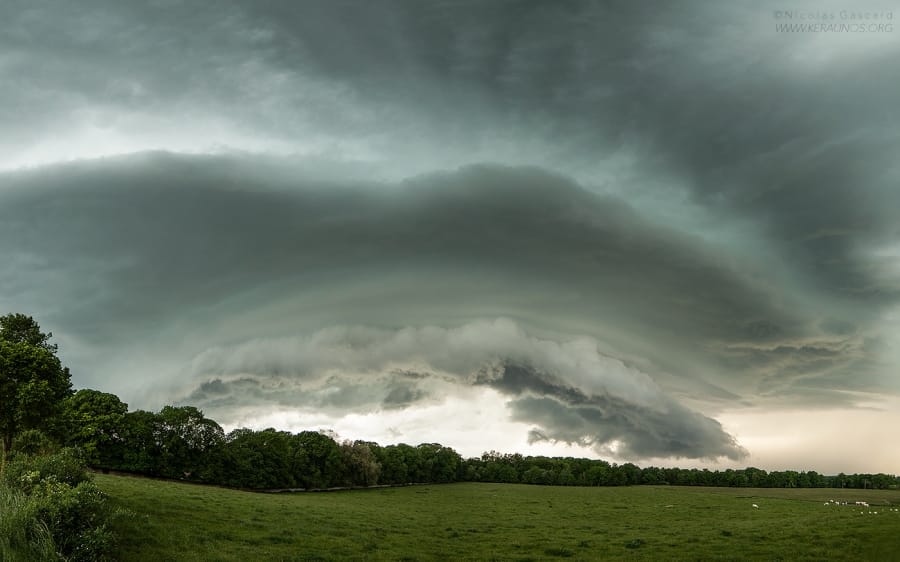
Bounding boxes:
[776,22,893,32]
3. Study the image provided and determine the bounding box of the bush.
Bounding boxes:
[2,448,118,561]
[0,484,57,562]
[69,523,118,562]
[3,447,91,492]
[11,429,59,457]
[31,479,116,561]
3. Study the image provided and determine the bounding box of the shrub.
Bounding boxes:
[0,484,57,562]
[3,447,91,492]
[31,478,116,559]
[2,448,118,560]
[69,524,117,562]
[11,429,59,458]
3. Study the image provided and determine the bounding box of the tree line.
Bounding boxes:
[3,313,898,492]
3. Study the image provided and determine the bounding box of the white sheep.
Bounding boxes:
[752,504,759,509]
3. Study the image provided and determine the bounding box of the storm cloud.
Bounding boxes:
[0,154,891,460]
[1,0,898,466]
[175,319,747,460]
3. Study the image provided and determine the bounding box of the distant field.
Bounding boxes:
[96,474,900,561]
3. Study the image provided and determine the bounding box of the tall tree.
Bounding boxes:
[218,428,294,489]
[63,389,128,467]
[291,431,344,489]
[156,405,224,479]
[0,313,72,451]
[117,409,163,474]
[0,313,58,351]
[340,440,381,487]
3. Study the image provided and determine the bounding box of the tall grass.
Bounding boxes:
[0,484,58,562]
[1,447,120,561]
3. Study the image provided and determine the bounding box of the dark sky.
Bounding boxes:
[1,0,898,471]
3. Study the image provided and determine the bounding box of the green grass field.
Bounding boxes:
[96,474,900,561]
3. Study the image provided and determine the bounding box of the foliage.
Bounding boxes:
[3,447,92,492]
[62,389,128,467]
[115,409,163,474]
[0,484,57,562]
[214,428,296,489]
[155,405,224,480]
[291,430,345,489]
[0,313,72,452]
[3,448,118,561]
[340,440,381,487]
[464,453,900,490]
[55,392,900,492]
[30,479,117,561]
[11,429,58,457]
[0,313,58,352]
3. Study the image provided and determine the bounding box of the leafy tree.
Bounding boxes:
[155,406,224,479]
[0,313,57,352]
[522,466,551,485]
[376,445,410,484]
[477,451,521,483]
[62,390,128,468]
[116,410,162,474]
[0,314,72,452]
[10,429,58,457]
[291,431,343,489]
[620,463,642,485]
[416,443,461,483]
[556,464,575,486]
[585,462,611,486]
[744,467,768,487]
[340,440,381,487]
[216,428,295,489]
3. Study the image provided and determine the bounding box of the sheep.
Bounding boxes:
[751,504,759,509]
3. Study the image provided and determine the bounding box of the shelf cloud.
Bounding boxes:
[1,0,898,468]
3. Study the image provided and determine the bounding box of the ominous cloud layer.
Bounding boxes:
[179,319,747,460]
[1,0,899,465]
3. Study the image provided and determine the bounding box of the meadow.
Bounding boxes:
[96,474,900,561]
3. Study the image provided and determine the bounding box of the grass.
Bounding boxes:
[0,485,57,562]
[96,474,900,561]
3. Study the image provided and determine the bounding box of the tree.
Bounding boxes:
[117,410,162,474]
[0,313,57,351]
[217,428,295,489]
[156,405,224,479]
[62,389,128,467]
[416,443,461,483]
[340,440,381,487]
[10,428,57,457]
[377,445,410,484]
[291,431,344,489]
[585,462,611,486]
[0,314,72,452]
[396,444,425,482]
